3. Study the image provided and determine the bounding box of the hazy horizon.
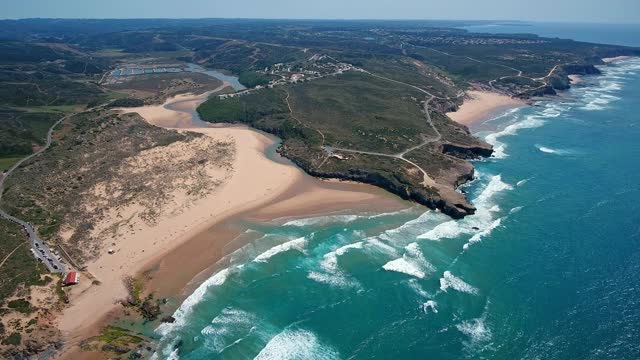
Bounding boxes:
[2,0,639,23]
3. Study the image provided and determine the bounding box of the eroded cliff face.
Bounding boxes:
[550,64,602,90]
[441,143,493,159]
[279,136,492,220]
[516,63,602,98]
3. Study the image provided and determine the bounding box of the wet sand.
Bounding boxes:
[55,86,407,358]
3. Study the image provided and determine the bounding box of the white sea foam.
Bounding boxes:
[485,115,546,159]
[536,145,575,155]
[509,206,523,214]
[307,271,359,288]
[456,318,492,344]
[253,237,307,262]
[483,106,523,124]
[335,241,364,256]
[474,174,513,206]
[407,278,431,298]
[201,308,258,353]
[308,241,363,288]
[318,241,364,273]
[382,210,434,237]
[421,300,438,314]
[464,218,503,250]
[255,329,340,360]
[283,215,359,227]
[360,210,435,256]
[365,237,399,255]
[418,174,512,248]
[282,208,416,227]
[482,98,565,160]
[383,258,426,278]
[382,243,434,279]
[580,93,620,111]
[577,61,635,111]
[366,206,419,219]
[156,267,233,336]
[417,219,465,241]
[439,271,478,295]
[166,348,180,360]
[516,178,530,187]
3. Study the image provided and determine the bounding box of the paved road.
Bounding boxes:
[0,210,66,273]
[0,113,71,274]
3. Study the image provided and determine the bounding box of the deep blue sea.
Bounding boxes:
[462,22,640,47]
[151,30,640,359]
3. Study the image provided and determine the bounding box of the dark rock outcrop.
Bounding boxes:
[517,85,556,99]
[550,64,602,90]
[441,143,493,159]
[161,315,176,323]
[561,64,601,76]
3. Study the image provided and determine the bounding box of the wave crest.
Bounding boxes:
[255,329,340,360]
[254,237,308,263]
[439,271,478,295]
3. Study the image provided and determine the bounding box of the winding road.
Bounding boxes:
[312,68,444,186]
[0,113,72,274]
[416,45,559,92]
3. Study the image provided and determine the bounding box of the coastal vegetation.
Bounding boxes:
[199,65,491,217]
[0,18,638,358]
[0,220,52,303]
[1,110,233,262]
[238,71,271,88]
[106,98,145,108]
[80,325,151,358]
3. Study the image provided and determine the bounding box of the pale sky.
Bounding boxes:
[2,0,639,23]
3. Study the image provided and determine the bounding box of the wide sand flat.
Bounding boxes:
[56,87,405,345]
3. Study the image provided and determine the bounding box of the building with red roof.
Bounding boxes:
[64,271,79,286]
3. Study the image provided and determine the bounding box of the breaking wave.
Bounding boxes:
[484,99,567,159]
[156,267,233,337]
[283,215,359,227]
[439,271,479,295]
[253,237,308,262]
[308,241,363,288]
[255,329,340,360]
[421,300,438,314]
[417,174,512,249]
[201,308,259,353]
[578,58,640,111]
[382,243,435,279]
[536,145,575,155]
[464,218,503,250]
[282,207,418,227]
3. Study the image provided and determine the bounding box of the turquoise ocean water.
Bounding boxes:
[151,35,640,359]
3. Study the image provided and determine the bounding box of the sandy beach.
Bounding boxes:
[602,56,631,63]
[55,87,407,355]
[447,90,525,126]
[568,74,583,84]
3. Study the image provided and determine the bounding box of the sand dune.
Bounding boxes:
[56,88,405,347]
